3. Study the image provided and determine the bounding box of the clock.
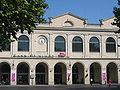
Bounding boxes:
[39,38,45,44]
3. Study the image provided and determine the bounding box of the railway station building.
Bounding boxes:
[0,13,120,85]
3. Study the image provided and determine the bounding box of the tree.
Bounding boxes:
[113,0,120,33]
[0,0,48,51]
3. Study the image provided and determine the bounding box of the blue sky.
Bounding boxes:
[44,0,118,23]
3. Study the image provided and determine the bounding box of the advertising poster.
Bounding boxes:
[12,72,16,82]
[102,72,106,80]
[68,72,71,81]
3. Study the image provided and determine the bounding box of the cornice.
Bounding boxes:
[0,57,120,60]
[35,27,117,32]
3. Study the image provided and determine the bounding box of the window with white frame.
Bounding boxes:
[89,37,100,52]
[55,36,66,52]
[72,36,83,52]
[106,37,116,52]
[18,35,29,51]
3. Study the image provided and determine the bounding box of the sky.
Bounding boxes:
[44,0,118,24]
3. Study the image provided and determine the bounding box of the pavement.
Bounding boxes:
[0,84,120,90]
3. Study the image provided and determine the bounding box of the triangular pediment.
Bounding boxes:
[49,12,87,21]
[100,16,115,22]
[49,12,87,28]
[100,16,118,29]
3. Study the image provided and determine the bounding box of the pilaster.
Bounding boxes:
[84,68,90,84]
[67,62,72,85]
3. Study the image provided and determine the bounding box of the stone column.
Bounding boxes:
[48,68,54,85]
[10,68,17,85]
[29,68,35,85]
[84,68,90,84]
[67,62,72,85]
[101,67,107,85]
[84,34,89,58]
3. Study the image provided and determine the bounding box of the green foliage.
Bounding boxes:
[113,0,120,33]
[0,0,48,51]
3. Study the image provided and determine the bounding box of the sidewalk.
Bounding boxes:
[65,84,120,88]
[0,84,120,88]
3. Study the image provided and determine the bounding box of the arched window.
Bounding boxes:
[72,36,83,52]
[106,37,116,52]
[18,35,29,51]
[89,37,100,52]
[55,36,66,52]
[64,21,74,27]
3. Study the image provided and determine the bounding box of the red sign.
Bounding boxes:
[59,53,66,57]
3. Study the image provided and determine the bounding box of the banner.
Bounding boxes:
[12,72,16,82]
[68,72,71,81]
[102,73,106,80]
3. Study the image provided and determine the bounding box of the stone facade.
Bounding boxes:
[0,13,120,85]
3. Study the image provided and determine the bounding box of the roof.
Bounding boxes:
[49,12,88,21]
[100,16,115,22]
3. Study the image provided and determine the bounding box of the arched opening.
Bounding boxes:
[90,63,101,84]
[38,36,48,52]
[55,36,66,52]
[89,37,100,52]
[17,62,29,85]
[72,63,84,84]
[106,37,116,52]
[36,63,48,85]
[18,35,29,51]
[107,63,118,83]
[54,63,66,84]
[0,62,10,85]
[64,21,74,27]
[72,36,83,52]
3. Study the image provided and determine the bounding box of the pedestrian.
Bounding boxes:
[6,78,9,85]
[1,76,5,85]
[108,79,112,87]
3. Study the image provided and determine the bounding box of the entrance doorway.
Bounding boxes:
[107,62,118,83]
[54,63,66,84]
[72,63,84,84]
[17,62,29,85]
[90,63,101,84]
[0,62,10,85]
[36,63,48,84]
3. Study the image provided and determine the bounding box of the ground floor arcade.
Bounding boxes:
[0,59,120,85]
